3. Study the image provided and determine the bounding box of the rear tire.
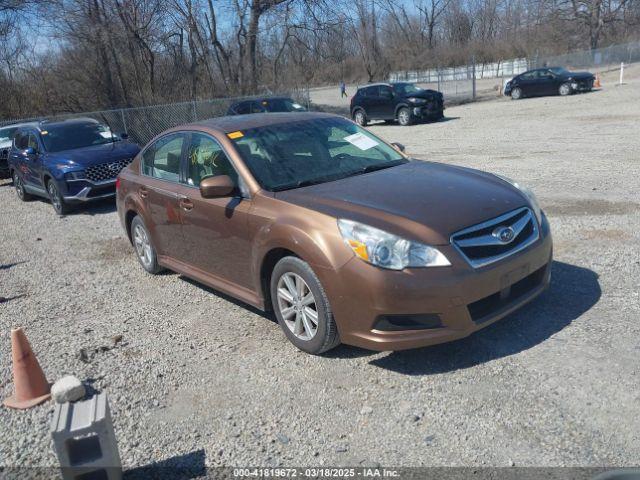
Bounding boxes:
[13,171,32,201]
[353,109,367,126]
[559,83,572,96]
[131,215,163,274]
[270,256,340,354]
[397,107,413,126]
[511,87,523,100]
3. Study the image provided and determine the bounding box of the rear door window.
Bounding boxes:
[233,102,251,115]
[142,134,184,182]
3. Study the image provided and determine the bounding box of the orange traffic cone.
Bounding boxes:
[3,327,51,409]
[594,73,601,88]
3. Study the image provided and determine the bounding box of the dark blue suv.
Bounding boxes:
[9,118,140,215]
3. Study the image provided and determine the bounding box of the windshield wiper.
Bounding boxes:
[272,178,330,191]
[349,161,404,177]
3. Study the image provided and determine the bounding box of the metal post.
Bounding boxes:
[620,62,625,85]
[192,101,197,121]
[120,109,127,134]
[472,56,476,100]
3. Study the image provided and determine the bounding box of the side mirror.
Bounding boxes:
[120,132,129,140]
[23,147,36,156]
[391,142,405,153]
[200,175,236,198]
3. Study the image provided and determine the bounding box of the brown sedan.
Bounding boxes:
[116,112,552,354]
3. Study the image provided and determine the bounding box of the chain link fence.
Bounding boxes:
[0,88,311,146]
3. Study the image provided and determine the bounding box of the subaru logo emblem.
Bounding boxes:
[493,226,515,243]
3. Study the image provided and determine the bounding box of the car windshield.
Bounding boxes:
[41,122,117,152]
[393,83,423,95]
[0,127,18,143]
[230,117,407,191]
[265,98,306,112]
[549,67,569,75]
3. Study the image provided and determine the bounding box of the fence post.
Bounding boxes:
[120,109,127,134]
[192,101,197,121]
[437,70,441,92]
[472,56,476,100]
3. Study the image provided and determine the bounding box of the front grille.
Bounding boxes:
[85,158,133,182]
[468,265,547,323]
[451,207,539,268]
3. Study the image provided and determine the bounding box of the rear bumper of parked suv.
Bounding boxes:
[321,213,552,351]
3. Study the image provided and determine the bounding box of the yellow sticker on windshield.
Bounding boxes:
[227,131,244,139]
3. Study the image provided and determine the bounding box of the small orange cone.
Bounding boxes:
[3,327,51,409]
[594,73,601,88]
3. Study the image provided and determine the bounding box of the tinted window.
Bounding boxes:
[250,101,267,113]
[186,133,238,187]
[263,98,306,112]
[0,127,18,143]
[142,134,184,182]
[393,83,423,95]
[27,134,39,151]
[14,133,27,150]
[520,71,537,80]
[41,122,117,152]
[379,86,394,98]
[230,117,406,191]
[233,102,251,115]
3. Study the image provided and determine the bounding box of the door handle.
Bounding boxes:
[139,187,148,198]
[179,197,194,211]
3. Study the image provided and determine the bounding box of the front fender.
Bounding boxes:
[250,211,354,301]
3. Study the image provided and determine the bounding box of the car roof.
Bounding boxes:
[357,82,392,90]
[37,117,100,130]
[231,96,294,106]
[189,111,340,134]
[0,121,40,130]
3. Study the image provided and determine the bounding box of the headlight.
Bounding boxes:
[337,219,450,270]
[494,174,542,223]
[407,97,426,104]
[64,171,86,180]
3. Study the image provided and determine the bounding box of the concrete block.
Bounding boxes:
[51,393,122,480]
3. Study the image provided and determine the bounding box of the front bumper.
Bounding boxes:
[411,102,444,120]
[62,179,116,202]
[571,79,594,92]
[321,213,553,351]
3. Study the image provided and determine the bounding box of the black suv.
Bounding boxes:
[227,96,306,115]
[350,82,444,126]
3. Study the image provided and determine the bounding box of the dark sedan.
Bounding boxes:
[226,96,306,115]
[505,67,595,100]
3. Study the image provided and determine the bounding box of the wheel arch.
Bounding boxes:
[394,103,410,116]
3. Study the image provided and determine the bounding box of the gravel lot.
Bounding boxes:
[1,67,639,472]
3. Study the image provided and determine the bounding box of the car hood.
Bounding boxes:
[564,71,594,80]
[275,161,528,245]
[45,141,140,167]
[405,89,442,100]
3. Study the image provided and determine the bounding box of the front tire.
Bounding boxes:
[397,107,413,126]
[270,256,340,354]
[353,109,367,126]
[13,171,32,201]
[46,179,72,215]
[511,87,523,100]
[559,83,572,96]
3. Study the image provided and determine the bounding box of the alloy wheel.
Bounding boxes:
[48,182,62,212]
[14,173,24,200]
[354,111,365,126]
[133,224,153,269]
[559,84,571,96]
[276,272,318,341]
[512,88,522,100]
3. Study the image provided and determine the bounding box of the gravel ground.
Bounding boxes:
[1,67,639,472]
